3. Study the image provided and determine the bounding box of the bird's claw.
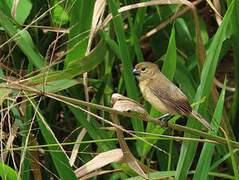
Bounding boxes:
[157,113,172,127]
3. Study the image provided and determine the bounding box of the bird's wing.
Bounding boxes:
[149,77,192,115]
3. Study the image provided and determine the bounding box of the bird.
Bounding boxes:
[132,61,213,131]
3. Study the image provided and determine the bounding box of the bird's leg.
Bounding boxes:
[157,113,171,120]
[157,113,172,127]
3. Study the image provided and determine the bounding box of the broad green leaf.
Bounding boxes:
[175,1,235,179]
[34,79,80,93]
[0,162,19,180]
[175,18,195,55]
[25,40,107,85]
[0,41,106,105]
[5,0,32,24]
[65,0,95,66]
[162,25,177,81]
[230,0,239,137]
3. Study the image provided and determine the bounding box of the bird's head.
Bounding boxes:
[132,62,159,81]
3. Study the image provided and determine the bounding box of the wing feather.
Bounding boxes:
[149,76,192,116]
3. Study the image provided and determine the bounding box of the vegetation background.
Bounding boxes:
[0,0,238,179]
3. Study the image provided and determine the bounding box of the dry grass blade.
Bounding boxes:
[17,93,41,179]
[214,78,235,92]
[74,149,123,178]
[2,121,19,162]
[206,0,223,20]
[11,0,19,19]
[23,92,69,157]
[24,25,70,33]
[87,0,106,52]
[117,0,194,12]
[69,128,87,166]
[212,0,222,25]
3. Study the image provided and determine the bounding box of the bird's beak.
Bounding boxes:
[132,69,141,75]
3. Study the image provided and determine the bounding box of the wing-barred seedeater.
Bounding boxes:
[132,62,213,131]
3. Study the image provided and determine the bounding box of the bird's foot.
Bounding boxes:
[157,113,173,127]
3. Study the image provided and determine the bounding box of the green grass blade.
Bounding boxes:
[162,25,177,81]
[5,0,32,24]
[226,131,239,178]
[108,0,143,133]
[174,59,197,101]
[230,0,239,138]
[210,149,239,171]
[99,30,120,59]
[34,79,80,93]
[133,1,146,38]
[0,7,46,69]
[25,41,107,85]
[127,170,236,180]
[193,79,226,179]
[0,162,19,180]
[51,0,69,26]
[64,0,94,67]
[175,18,195,56]
[175,1,235,179]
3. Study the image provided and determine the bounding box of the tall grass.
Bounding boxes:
[0,0,238,179]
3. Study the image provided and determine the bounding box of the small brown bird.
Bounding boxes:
[132,62,213,130]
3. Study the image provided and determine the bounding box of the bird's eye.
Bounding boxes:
[141,67,146,71]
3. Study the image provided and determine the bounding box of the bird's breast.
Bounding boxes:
[139,80,170,114]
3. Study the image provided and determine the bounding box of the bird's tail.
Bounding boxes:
[191,110,214,131]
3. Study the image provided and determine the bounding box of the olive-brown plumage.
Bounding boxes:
[132,62,213,130]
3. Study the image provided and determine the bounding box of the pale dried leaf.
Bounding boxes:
[111,93,149,117]
[207,0,222,19]
[75,149,123,178]
[127,159,149,179]
[11,0,20,19]
[212,0,222,25]
[69,128,87,166]
[87,0,106,53]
